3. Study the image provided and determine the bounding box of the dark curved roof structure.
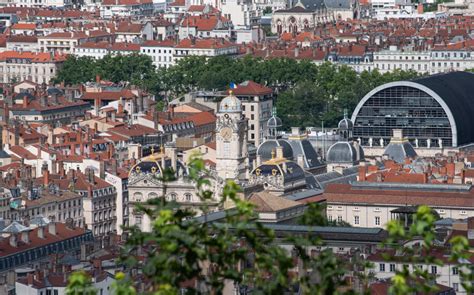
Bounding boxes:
[414,72,474,146]
[351,72,474,147]
[257,139,293,161]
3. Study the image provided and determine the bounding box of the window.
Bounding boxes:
[453,283,459,291]
[461,210,467,215]
[354,216,359,225]
[337,216,342,223]
[328,215,332,221]
[375,216,380,226]
[184,193,192,202]
[389,264,396,272]
[379,263,385,272]
[453,267,459,275]
[431,266,437,274]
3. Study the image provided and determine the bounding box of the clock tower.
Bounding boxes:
[216,90,248,181]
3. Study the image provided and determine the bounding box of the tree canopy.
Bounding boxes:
[55,54,421,128]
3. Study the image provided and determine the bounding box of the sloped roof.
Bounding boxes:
[232,81,272,96]
[248,191,302,212]
[2,221,30,233]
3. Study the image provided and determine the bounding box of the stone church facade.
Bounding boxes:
[271,0,359,35]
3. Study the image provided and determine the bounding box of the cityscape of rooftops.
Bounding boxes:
[2,0,474,294]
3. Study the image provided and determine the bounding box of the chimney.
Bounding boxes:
[21,231,30,244]
[295,47,299,58]
[9,234,17,247]
[48,223,56,235]
[358,162,367,181]
[42,164,49,187]
[291,127,300,136]
[276,146,284,159]
[23,97,28,108]
[38,226,45,239]
[118,98,124,113]
[446,162,455,178]
[99,161,105,179]
[93,259,102,272]
[27,273,34,286]
[110,158,118,175]
[417,3,423,13]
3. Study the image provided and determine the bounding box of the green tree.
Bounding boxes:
[53,55,99,85]
[277,80,328,129]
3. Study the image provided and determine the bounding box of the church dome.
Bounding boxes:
[257,139,293,161]
[251,161,305,184]
[338,117,353,130]
[219,91,241,113]
[326,142,357,163]
[267,115,282,129]
[129,160,162,177]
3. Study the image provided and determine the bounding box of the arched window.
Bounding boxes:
[168,193,177,201]
[148,192,158,199]
[184,193,192,202]
[134,192,143,202]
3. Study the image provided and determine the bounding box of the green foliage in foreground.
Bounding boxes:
[66,157,474,295]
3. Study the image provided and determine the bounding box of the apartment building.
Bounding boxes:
[79,169,117,238]
[140,38,239,68]
[38,31,113,54]
[100,0,154,19]
[0,51,66,84]
[233,81,273,146]
[369,249,465,293]
[74,42,140,59]
[140,39,175,68]
[373,47,431,73]
[324,182,474,228]
[173,38,239,62]
[6,35,39,52]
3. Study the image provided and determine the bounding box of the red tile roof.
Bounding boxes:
[81,90,136,101]
[110,42,140,51]
[232,81,272,96]
[102,0,152,5]
[0,51,66,63]
[108,124,156,138]
[180,15,223,31]
[176,38,236,49]
[141,39,175,47]
[323,183,474,208]
[0,223,89,257]
[11,23,36,30]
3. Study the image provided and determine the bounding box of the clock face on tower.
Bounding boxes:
[220,127,232,141]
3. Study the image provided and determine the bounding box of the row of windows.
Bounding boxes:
[379,263,458,275]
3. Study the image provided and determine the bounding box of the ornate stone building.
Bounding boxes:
[272,0,359,35]
[127,147,222,232]
[215,91,249,181]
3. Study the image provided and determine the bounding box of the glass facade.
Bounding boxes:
[353,86,453,147]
